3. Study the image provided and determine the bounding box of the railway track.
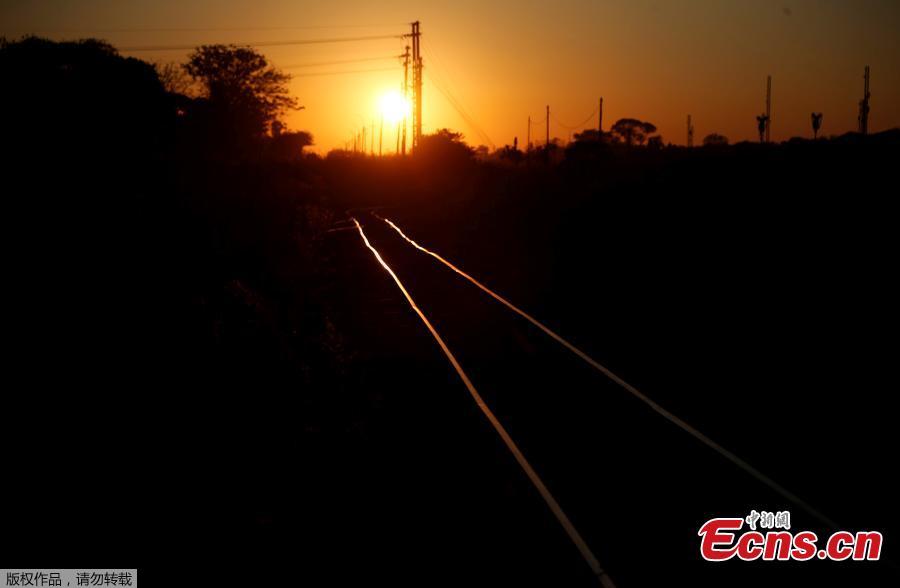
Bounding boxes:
[322,210,895,587]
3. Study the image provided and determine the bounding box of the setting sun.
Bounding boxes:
[379,90,411,125]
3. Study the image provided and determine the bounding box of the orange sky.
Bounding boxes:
[3,0,899,152]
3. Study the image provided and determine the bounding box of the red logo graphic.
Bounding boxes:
[698,512,883,562]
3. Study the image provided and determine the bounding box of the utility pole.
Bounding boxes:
[379,116,383,157]
[408,21,423,151]
[598,97,603,132]
[858,65,870,135]
[765,75,772,143]
[370,121,375,155]
[401,44,410,155]
[687,114,694,147]
[546,104,550,147]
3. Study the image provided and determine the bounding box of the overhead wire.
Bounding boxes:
[3,24,407,34]
[551,105,600,130]
[425,73,496,149]
[419,43,488,144]
[420,40,496,149]
[119,33,403,52]
[280,54,400,70]
[527,115,551,146]
[289,66,399,78]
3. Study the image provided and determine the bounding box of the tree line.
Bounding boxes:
[1,36,311,160]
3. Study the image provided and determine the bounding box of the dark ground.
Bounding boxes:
[3,132,898,587]
[4,35,896,587]
[304,136,899,586]
[303,198,897,587]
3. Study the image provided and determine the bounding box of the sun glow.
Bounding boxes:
[379,90,411,125]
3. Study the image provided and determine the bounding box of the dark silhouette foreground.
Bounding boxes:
[2,36,898,587]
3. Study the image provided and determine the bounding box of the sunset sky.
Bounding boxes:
[3,0,899,152]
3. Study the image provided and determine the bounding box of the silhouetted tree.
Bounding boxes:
[702,133,729,146]
[154,61,200,97]
[646,135,664,149]
[811,112,823,139]
[1,36,171,155]
[184,44,299,149]
[610,118,657,146]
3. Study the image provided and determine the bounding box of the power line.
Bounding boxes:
[551,105,600,130]
[421,41,493,146]
[421,41,495,148]
[280,54,400,70]
[119,33,403,52]
[2,24,407,34]
[289,66,399,78]
[425,72,496,149]
[527,116,547,147]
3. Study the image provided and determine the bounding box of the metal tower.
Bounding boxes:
[410,21,423,151]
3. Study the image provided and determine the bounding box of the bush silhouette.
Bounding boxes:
[702,133,729,146]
